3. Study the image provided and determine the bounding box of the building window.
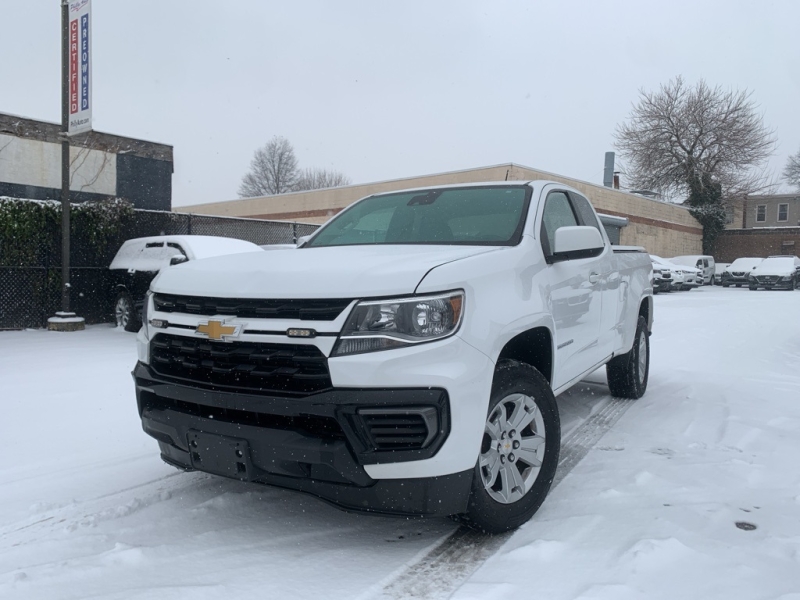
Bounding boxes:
[777,203,788,222]
[756,205,766,222]
[725,207,734,224]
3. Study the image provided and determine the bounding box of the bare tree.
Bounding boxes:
[784,148,800,191]
[615,76,776,201]
[294,168,351,192]
[238,136,299,197]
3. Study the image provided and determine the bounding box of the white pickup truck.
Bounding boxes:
[133,181,653,533]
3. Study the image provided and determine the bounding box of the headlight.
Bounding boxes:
[332,291,465,356]
[142,290,152,326]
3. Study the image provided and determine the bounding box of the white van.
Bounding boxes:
[670,255,716,285]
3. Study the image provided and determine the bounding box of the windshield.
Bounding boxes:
[306,185,531,248]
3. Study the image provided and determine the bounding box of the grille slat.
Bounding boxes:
[153,293,352,321]
[360,411,437,451]
[150,334,331,395]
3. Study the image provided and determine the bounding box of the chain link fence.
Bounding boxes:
[0,209,320,330]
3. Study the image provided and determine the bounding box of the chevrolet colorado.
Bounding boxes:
[133,181,653,533]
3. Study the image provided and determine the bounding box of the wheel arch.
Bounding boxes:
[639,295,653,334]
[496,326,554,385]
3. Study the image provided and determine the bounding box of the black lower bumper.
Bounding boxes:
[133,362,471,517]
[654,280,672,293]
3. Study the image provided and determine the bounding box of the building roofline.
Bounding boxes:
[744,193,800,200]
[0,111,173,160]
[179,161,693,212]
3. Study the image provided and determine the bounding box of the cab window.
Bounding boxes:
[569,192,603,234]
[540,191,578,257]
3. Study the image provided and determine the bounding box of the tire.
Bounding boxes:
[463,360,560,534]
[606,315,649,399]
[749,285,757,291]
[735,284,741,288]
[114,291,140,332]
[722,283,729,288]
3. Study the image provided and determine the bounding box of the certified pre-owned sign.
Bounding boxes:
[68,0,92,135]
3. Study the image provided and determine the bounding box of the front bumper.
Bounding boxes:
[134,361,473,516]
[750,278,794,289]
[654,279,672,292]
[721,274,750,285]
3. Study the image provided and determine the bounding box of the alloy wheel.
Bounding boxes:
[479,393,546,504]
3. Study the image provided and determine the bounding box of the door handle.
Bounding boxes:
[589,273,600,284]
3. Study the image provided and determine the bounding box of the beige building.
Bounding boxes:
[178,163,703,257]
[726,193,800,229]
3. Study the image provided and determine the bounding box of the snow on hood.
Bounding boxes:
[752,257,800,276]
[150,244,500,299]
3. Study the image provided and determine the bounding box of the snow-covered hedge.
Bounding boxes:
[0,197,134,266]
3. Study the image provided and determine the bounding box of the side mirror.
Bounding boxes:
[296,235,311,248]
[170,254,188,266]
[551,226,604,263]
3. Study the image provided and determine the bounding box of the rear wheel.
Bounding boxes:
[606,315,649,399]
[115,291,140,332]
[463,361,560,534]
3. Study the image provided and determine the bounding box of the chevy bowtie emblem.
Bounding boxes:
[196,319,243,341]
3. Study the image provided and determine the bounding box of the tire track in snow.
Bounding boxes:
[379,394,636,600]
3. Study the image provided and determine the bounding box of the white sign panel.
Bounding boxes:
[67,0,92,135]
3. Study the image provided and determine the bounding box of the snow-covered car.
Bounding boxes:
[748,255,800,291]
[721,257,763,287]
[649,258,673,293]
[109,235,263,331]
[651,255,687,290]
[713,262,731,285]
[133,181,654,534]
[669,255,716,285]
[678,265,702,289]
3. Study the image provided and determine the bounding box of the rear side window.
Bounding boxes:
[569,192,603,234]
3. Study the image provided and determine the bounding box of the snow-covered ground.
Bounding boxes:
[2,286,799,599]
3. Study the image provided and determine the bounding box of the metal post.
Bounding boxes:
[60,0,70,313]
[49,0,84,330]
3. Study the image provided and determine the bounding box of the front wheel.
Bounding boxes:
[463,361,560,534]
[606,315,649,399]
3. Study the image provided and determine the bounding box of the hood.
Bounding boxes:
[752,262,796,276]
[150,244,499,299]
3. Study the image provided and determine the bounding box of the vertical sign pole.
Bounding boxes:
[60,0,71,313]
[50,0,84,330]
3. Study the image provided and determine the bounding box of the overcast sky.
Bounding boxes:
[3,0,799,207]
